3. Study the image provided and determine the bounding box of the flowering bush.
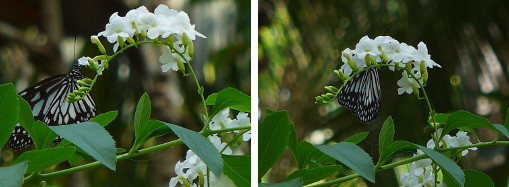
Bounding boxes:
[0,4,250,187]
[260,36,509,187]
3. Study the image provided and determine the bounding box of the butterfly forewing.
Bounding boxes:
[337,68,381,123]
[8,67,96,150]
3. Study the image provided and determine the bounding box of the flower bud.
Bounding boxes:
[379,46,388,63]
[77,80,91,87]
[117,36,125,49]
[366,55,377,66]
[93,55,108,61]
[182,33,190,47]
[83,78,93,84]
[324,86,338,93]
[325,93,335,99]
[141,30,147,40]
[188,42,194,60]
[91,35,107,55]
[412,84,420,97]
[334,69,348,81]
[126,36,136,45]
[73,90,85,96]
[406,62,412,72]
[88,58,98,71]
[198,171,204,187]
[176,57,186,74]
[420,61,428,83]
[343,53,358,72]
[167,34,174,45]
[79,87,91,92]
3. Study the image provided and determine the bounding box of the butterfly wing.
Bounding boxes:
[337,68,381,123]
[8,69,96,150]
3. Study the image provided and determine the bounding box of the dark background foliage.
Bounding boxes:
[0,0,250,186]
[259,0,509,186]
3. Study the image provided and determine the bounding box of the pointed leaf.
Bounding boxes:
[493,124,509,139]
[316,142,375,183]
[17,96,34,131]
[288,121,298,156]
[211,88,250,118]
[286,165,342,185]
[90,110,118,127]
[131,120,169,152]
[416,145,464,186]
[379,140,416,165]
[205,93,217,105]
[0,83,19,148]
[134,93,151,134]
[344,132,369,144]
[165,123,223,178]
[443,110,495,137]
[295,141,322,169]
[0,161,27,187]
[379,117,394,157]
[223,155,250,187]
[259,111,291,178]
[14,147,75,173]
[31,121,58,150]
[48,122,117,170]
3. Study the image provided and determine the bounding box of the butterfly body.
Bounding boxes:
[8,65,96,150]
[337,68,381,123]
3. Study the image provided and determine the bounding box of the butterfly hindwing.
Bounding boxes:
[338,68,381,123]
[8,67,96,150]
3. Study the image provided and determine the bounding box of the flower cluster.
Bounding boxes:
[338,36,441,95]
[400,130,477,187]
[169,108,251,187]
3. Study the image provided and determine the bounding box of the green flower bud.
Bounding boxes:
[182,33,189,47]
[83,78,93,84]
[325,93,335,99]
[188,42,194,60]
[73,90,85,96]
[420,61,428,83]
[79,87,90,92]
[379,46,388,63]
[93,55,108,61]
[176,57,186,74]
[141,30,147,40]
[412,84,420,97]
[91,35,107,55]
[88,58,98,71]
[324,86,338,93]
[126,36,136,45]
[344,53,358,72]
[77,80,91,87]
[334,69,348,81]
[405,62,412,72]
[167,34,174,45]
[198,171,204,187]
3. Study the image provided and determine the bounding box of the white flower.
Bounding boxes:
[209,108,233,130]
[136,13,161,39]
[98,12,135,45]
[454,131,477,156]
[231,112,251,141]
[340,48,366,76]
[159,46,188,72]
[78,56,92,66]
[78,56,105,75]
[354,35,379,59]
[397,71,422,95]
[412,42,441,68]
[209,135,232,155]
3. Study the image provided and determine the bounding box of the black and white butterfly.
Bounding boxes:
[8,64,96,150]
[337,68,381,123]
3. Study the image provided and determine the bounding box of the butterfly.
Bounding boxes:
[8,64,96,150]
[337,68,381,123]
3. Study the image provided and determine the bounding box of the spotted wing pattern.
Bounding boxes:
[337,68,381,123]
[8,66,96,150]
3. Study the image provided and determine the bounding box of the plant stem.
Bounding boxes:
[24,126,251,182]
[307,141,509,186]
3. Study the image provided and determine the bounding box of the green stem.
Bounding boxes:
[308,141,509,186]
[24,126,251,182]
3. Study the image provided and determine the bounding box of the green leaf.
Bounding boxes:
[205,93,217,105]
[416,145,464,186]
[378,117,395,166]
[211,88,250,118]
[444,169,494,187]
[68,153,84,166]
[316,142,375,183]
[90,110,118,127]
[286,165,342,185]
[443,110,496,138]
[0,161,27,187]
[223,155,250,187]
[17,96,34,132]
[288,121,298,157]
[429,113,450,125]
[48,122,117,170]
[131,120,168,153]
[31,121,58,150]
[0,83,19,148]
[493,124,509,139]
[379,140,416,165]
[344,132,369,144]
[258,111,291,178]
[295,141,323,169]
[259,178,303,187]
[165,123,223,178]
[134,93,151,135]
[14,147,75,173]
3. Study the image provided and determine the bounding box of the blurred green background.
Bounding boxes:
[259,0,509,186]
[0,0,250,186]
